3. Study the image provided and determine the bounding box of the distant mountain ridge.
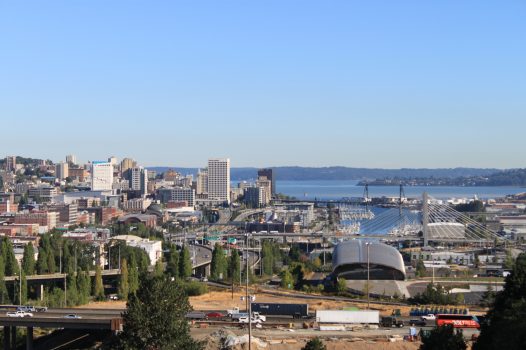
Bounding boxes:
[146,166,501,182]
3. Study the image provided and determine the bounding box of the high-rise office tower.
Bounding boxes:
[208,158,230,203]
[55,162,69,181]
[196,168,208,195]
[91,161,114,191]
[66,154,77,165]
[258,168,275,196]
[120,158,137,175]
[108,156,118,166]
[4,156,16,172]
[129,167,148,196]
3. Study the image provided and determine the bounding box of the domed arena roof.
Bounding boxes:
[332,240,406,280]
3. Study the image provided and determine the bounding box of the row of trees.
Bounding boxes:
[209,243,242,283]
[410,283,464,305]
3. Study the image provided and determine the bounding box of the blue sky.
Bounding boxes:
[1,1,524,168]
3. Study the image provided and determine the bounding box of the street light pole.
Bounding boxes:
[245,232,252,350]
[19,268,22,306]
[366,242,370,310]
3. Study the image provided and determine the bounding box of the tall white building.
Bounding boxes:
[91,161,114,191]
[66,154,77,165]
[108,156,118,167]
[196,168,208,195]
[129,167,148,196]
[4,156,16,172]
[208,158,230,204]
[55,162,69,181]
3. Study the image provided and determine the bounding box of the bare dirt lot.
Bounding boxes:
[189,288,412,316]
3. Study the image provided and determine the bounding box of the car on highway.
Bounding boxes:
[17,306,36,312]
[7,311,33,318]
[64,314,82,319]
[206,312,224,319]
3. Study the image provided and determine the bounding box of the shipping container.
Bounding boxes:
[251,303,309,319]
[315,310,379,324]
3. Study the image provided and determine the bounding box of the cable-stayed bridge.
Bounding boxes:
[338,192,509,246]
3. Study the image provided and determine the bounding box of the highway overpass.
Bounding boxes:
[0,307,122,350]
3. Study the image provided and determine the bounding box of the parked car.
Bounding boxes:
[238,316,264,324]
[380,316,404,328]
[186,312,207,320]
[421,314,436,321]
[64,314,82,319]
[206,312,224,319]
[409,319,427,326]
[7,311,33,318]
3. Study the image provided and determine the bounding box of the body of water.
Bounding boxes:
[276,180,524,200]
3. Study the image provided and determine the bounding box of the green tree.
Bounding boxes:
[21,271,28,304]
[128,255,140,295]
[153,259,164,278]
[3,238,19,276]
[420,325,466,350]
[474,253,526,350]
[36,249,49,274]
[0,257,10,304]
[290,263,306,289]
[117,276,203,350]
[280,269,294,289]
[166,245,179,279]
[118,259,130,300]
[93,265,105,300]
[179,246,192,279]
[210,243,227,280]
[336,278,347,295]
[22,244,36,275]
[66,273,78,306]
[480,283,496,307]
[228,248,241,284]
[77,269,91,305]
[416,258,426,278]
[503,250,515,270]
[302,337,327,350]
[261,241,274,275]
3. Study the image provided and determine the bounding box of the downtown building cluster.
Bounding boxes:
[0,155,288,268]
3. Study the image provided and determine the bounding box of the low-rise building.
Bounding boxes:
[46,203,78,225]
[112,235,162,266]
[14,211,58,232]
[158,187,195,207]
[28,186,58,203]
[122,198,152,212]
[117,214,157,228]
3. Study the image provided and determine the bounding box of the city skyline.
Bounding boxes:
[1,1,525,168]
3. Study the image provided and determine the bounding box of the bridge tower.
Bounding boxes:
[363,183,370,210]
[422,192,429,247]
[399,184,405,216]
